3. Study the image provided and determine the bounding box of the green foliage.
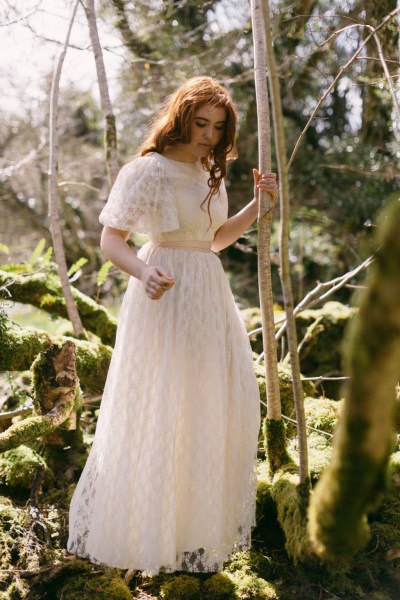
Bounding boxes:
[160,574,201,600]
[227,570,277,599]
[97,260,113,286]
[203,572,236,599]
[270,471,311,564]
[0,445,53,489]
[68,257,89,281]
[0,243,9,255]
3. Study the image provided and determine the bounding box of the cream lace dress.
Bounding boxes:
[67,152,261,576]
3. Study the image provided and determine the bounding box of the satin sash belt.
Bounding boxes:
[150,240,212,253]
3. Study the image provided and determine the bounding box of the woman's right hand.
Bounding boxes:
[140,265,175,300]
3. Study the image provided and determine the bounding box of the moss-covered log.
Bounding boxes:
[0,269,117,346]
[0,341,80,453]
[0,317,112,392]
[308,195,400,561]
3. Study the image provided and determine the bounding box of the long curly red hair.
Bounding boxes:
[138,76,238,222]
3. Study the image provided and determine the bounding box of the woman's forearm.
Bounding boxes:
[100,227,148,280]
[211,198,258,252]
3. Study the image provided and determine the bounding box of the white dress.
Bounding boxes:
[67,152,261,576]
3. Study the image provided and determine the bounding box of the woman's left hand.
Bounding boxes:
[252,169,278,202]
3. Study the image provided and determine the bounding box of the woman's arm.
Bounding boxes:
[211,170,278,253]
[100,226,175,300]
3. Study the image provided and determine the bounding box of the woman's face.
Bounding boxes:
[184,104,227,161]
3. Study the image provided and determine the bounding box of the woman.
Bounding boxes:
[67,76,278,576]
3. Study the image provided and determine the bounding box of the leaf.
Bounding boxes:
[28,239,46,265]
[40,246,53,266]
[0,243,10,255]
[68,257,88,277]
[0,262,33,274]
[97,260,113,286]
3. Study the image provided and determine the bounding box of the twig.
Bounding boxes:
[57,180,101,192]
[259,397,334,439]
[254,255,373,363]
[0,406,33,421]
[0,139,46,179]
[0,1,44,27]
[288,7,400,168]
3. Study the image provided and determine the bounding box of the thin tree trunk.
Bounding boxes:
[251,0,288,474]
[48,0,84,338]
[262,0,309,483]
[308,194,400,560]
[83,0,119,186]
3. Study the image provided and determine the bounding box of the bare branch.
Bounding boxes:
[288,7,400,168]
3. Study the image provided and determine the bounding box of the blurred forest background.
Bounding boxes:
[0,1,399,599]
[1,0,398,312]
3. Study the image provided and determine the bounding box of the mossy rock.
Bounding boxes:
[228,570,277,599]
[160,574,201,599]
[296,301,356,398]
[0,444,53,489]
[304,396,342,435]
[225,549,275,582]
[254,361,315,420]
[30,558,131,599]
[254,465,286,551]
[203,572,236,599]
[288,432,333,484]
[59,571,132,599]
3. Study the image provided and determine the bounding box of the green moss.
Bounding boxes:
[203,572,236,599]
[304,396,342,435]
[262,418,294,475]
[29,559,131,599]
[0,445,53,489]
[254,361,315,420]
[295,301,356,398]
[160,574,201,599]
[270,470,311,564]
[228,570,277,599]
[225,550,275,582]
[298,432,332,483]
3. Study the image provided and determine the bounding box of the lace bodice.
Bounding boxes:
[99,153,228,243]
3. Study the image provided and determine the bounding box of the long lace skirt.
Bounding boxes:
[67,242,261,576]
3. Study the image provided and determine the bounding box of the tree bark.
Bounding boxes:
[0,269,117,346]
[262,0,309,484]
[48,0,85,338]
[83,0,119,186]
[308,193,400,560]
[251,0,287,474]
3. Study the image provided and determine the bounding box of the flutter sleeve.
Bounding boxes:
[98,154,180,234]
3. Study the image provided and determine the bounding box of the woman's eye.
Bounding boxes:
[195,123,206,128]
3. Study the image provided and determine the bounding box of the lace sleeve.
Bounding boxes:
[99,155,180,234]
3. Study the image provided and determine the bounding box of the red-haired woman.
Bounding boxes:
[67,76,278,576]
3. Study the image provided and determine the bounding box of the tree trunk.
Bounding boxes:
[83,0,119,186]
[262,0,309,484]
[0,269,117,346]
[0,342,81,454]
[48,0,85,338]
[308,193,400,560]
[251,0,287,474]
